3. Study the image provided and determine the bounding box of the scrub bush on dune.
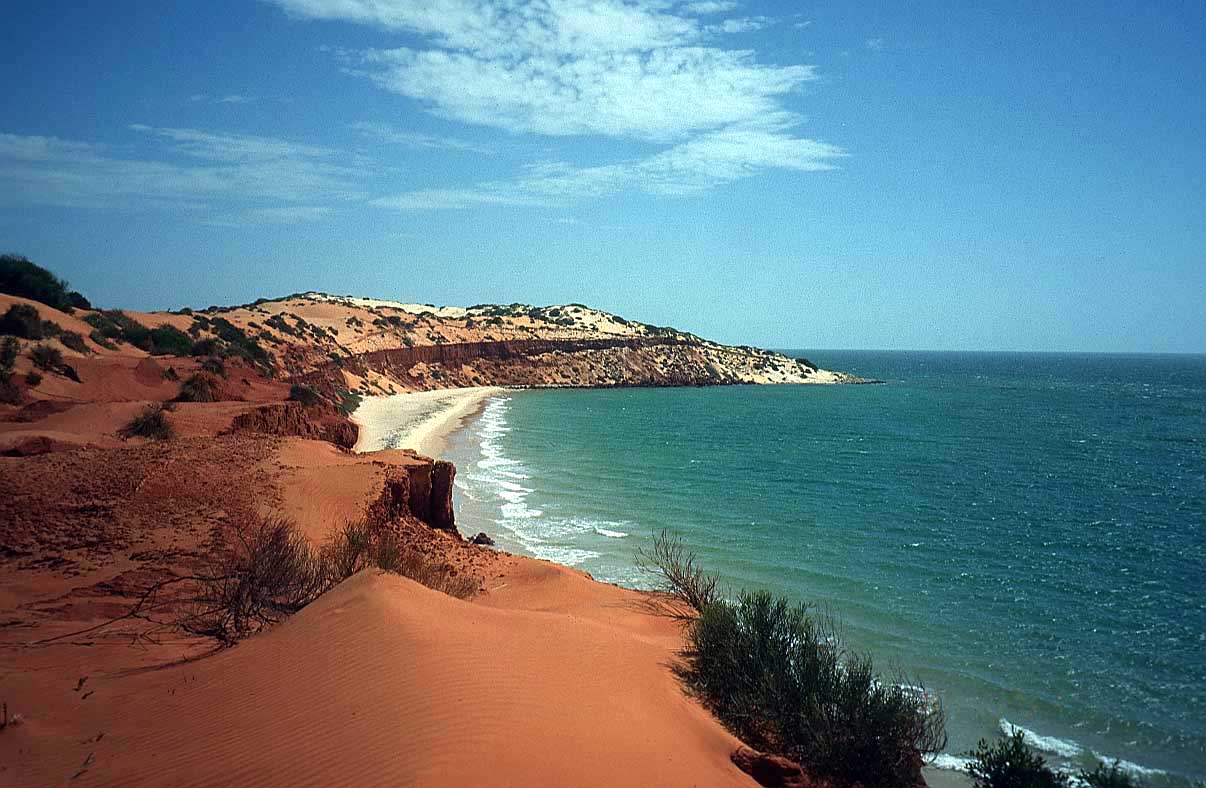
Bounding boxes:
[119,404,175,441]
[641,530,946,788]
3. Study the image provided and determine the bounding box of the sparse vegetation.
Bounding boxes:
[119,404,175,441]
[966,731,1069,788]
[288,383,321,406]
[30,343,64,371]
[642,531,945,788]
[175,373,216,403]
[0,336,16,373]
[148,324,193,355]
[177,517,475,645]
[0,303,53,339]
[58,330,88,353]
[336,388,362,416]
[1080,761,1142,788]
[200,356,226,377]
[25,371,42,386]
[0,254,87,312]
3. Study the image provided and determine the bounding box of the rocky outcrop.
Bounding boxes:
[364,457,457,535]
[730,748,818,788]
[226,402,358,450]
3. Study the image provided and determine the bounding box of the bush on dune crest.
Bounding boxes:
[640,530,946,788]
[179,517,476,645]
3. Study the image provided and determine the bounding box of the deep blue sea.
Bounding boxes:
[444,352,1206,784]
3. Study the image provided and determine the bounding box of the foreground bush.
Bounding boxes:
[644,531,945,788]
[119,404,175,441]
[966,731,1068,788]
[178,518,476,645]
[1080,761,1141,788]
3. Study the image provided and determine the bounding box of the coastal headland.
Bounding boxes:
[1,286,871,785]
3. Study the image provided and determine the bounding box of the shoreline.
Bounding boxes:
[351,386,505,458]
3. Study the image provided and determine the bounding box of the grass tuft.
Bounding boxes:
[119,404,175,441]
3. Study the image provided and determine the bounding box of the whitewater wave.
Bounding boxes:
[999,719,1084,758]
[594,526,628,538]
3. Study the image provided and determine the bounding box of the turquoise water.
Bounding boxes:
[444,352,1206,783]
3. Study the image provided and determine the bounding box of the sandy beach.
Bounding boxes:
[351,386,504,457]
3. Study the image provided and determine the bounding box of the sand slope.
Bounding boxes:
[2,569,750,787]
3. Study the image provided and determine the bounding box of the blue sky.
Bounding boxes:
[2,1,1203,352]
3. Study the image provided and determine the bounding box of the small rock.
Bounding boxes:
[470,532,495,546]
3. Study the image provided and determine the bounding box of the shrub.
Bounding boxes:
[0,375,20,404]
[162,366,179,381]
[321,521,477,599]
[148,325,193,356]
[190,338,220,356]
[89,330,117,350]
[636,529,719,619]
[67,291,91,310]
[175,374,216,403]
[119,404,175,441]
[24,371,41,386]
[200,356,226,377]
[966,731,1068,788]
[84,311,152,350]
[30,343,63,371]
[0,337,16,373]
[0,304,46,339]
[1080,761,1141,788]
[0,254,80,312]
[58,331,88,354]
[288,384,321,407]
[647,534,945,788]
[336,389,362,416]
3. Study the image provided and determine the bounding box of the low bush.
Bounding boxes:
[966,731,1068,788]
[175,374,216,403]
[84,310,152,350]
[182,518,476,644]
[119,404,175,441]
[645,532,945,788]
[200,357,226,377]
[89,330,116,350]
[336,389,362,416]
[636,529,719,619]
[1080,761,1141,788]
[0,376,19,404]
[162,366,179,381]
[190,338,220,356]
[24,371,41,386]
[288,384,321,406]
[0,304,47,339]
[30,343,63,371]
[0,337,16,373]
[58,331,88,353]
[148,325,193,356]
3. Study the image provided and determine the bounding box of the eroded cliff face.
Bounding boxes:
[364,457,457,534]
[227,402,359,449]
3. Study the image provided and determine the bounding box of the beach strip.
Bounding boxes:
[351,386,504,457]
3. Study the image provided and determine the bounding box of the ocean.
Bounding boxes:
[443,351,1206,784]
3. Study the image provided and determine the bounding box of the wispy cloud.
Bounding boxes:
[0,126,366,219]
[269,0,842,209]
[189,93,258,105]
[349,121,492,154]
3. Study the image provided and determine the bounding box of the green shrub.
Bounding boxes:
[288,384,321,407]
[190,338,220,356]
[646,533,945,788]
[30,343,63,371]
[0,304,47,339]
[200,357,226,377]
[89,330,116,350]
[0,375,20,404]
[1080,761,1141,788]
[0,336,16,373]
[162,366,179,381]
[67,291,91,310]
[336,389,362,416]
[84,310,153,350]
[966,731,1068,788]
[58,331,88,354]
[24,370,42,386]
[148,325,193,356]
[0,255,80,312]
[119,404,175,440]
[175,374,216,403]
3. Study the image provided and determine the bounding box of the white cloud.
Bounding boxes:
[866,37,884,51]
[349,121,492,154]
[681,1,739,13]
[0,127,367,214]
[189,93,258,104]
[269,0,842,207]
